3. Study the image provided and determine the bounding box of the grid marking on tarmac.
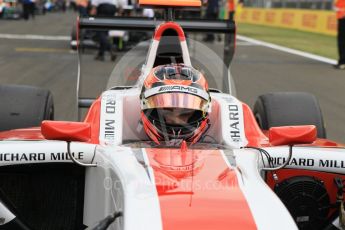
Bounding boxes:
[0,34,70,41]
[15,47,72,53]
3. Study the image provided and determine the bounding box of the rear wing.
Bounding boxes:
[78,17,236,61]
[77,17,236,118]
[78,17,235,33]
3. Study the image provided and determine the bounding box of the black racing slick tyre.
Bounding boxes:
[0,84,54,131]
[253,92,326,138]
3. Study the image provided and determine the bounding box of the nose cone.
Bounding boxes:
[145,148,257,230]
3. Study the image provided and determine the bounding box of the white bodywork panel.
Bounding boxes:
[263,146,345,174]
[83,145,162,230]
[232,149,298,230]
[0,201,15,225]
[0,141,96,166]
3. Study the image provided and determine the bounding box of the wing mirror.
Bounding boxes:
[269,125,317,146]
[41,120,91,142]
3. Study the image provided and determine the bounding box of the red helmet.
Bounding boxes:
[140,64,211,144]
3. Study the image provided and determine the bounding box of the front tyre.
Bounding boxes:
[253,92,326,138]
[0,84,54,131]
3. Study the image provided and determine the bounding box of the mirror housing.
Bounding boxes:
[269,125,317,146]
[41,121,91,142]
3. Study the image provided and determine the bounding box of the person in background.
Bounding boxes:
[76,0,88,16]
[203,0,218,42]
[0,0,4,18]
[22,0,35,20]
[228,0,242,21]
[334,0,345,69]
[70,0,77,11]
[90,0,121,61]
[143,8,153,18]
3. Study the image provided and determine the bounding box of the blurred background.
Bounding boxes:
[244,0,334,9]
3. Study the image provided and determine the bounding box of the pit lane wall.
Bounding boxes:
[235,8,337,36]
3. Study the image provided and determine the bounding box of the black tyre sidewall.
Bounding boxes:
[253,92,326,138]
[0,85,54,131]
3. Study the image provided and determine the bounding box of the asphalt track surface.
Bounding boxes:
[0,11,344,143]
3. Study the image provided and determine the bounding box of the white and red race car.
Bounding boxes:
[1,1,345,230]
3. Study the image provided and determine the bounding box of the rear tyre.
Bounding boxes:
[253,92,326,138]
[0,84,54,131]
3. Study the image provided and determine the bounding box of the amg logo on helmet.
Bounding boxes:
[159,86,198,94]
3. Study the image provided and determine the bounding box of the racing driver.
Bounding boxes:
[140,64,211,145]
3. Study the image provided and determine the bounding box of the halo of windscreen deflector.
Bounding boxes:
[139,0,201,7]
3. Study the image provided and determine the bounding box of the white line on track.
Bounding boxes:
[236,41,258,46]
[0,34,70,41]
[237,35,338,65]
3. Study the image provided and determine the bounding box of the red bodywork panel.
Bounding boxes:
[154,21,186,41]
[145,148,257,230]
[0,127,45,140]
[242,103,269,147]
[83,98,101,144]
[41,121,91,142]
[268,125,317,146]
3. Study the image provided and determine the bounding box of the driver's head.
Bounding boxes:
[140,64,211,144]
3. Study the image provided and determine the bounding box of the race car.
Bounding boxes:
[1,0,345,230]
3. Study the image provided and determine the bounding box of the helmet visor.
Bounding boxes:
[144,108,206,141]
[144,93,209,112]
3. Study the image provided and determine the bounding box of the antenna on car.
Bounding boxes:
[164,8,175,21]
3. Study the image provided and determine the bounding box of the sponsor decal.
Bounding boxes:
[240,11,248,20]
[105,98,116,113]
[0,152,84,162]
[281,12,294,25]
[219,95,247,147]
[270,156,345,169]
[302,14,317,28]
[158,85,198,94]
[144,85,209,100]
[100,91,122,145]
[0,153,45,161]
[104,97,116,140]
[228,104,241,142]
[218,96,248,148]
[252,10,261,21]
[51,152,84,161]
[265,12,276,23]
[104,119,115,140]
[238,9,336,36]
[327,15,336,31]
